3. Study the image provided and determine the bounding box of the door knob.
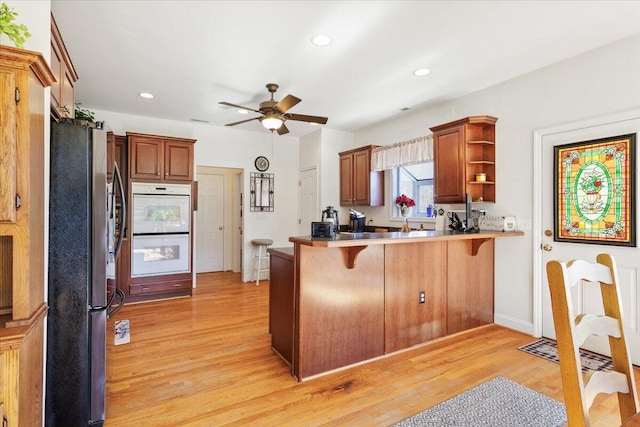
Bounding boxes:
[218,226,223,230]
[542,243,553,251]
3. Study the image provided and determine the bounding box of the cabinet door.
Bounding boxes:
[0,70,17,222]
[165,140,193,181]
[49,40,62,119]
[385,241,447,352]
[352,150,371,205]
[339,154,354,205]
[130,136,163,180]
[106,132,115,181]
[434,126,466,203]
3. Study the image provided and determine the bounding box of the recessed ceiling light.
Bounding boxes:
[311,34,332,47]
[237,109,249,115]
[413,68,431,77]
[138,92,154,99]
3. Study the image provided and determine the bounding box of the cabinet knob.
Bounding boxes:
[156,172,160,176]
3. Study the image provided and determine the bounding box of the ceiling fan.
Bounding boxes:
[219,83,328,135]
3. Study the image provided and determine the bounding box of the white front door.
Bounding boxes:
[196,173,225,273]
[537,110,640,364]
[299,167,319,236]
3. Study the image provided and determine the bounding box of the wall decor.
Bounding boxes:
[554,133,635,246]
[250,172,274,212]
[254,156,269,172]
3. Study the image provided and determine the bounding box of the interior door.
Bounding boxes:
[299,167,319,236]
[196,172,224,272]
[540,113,640,364]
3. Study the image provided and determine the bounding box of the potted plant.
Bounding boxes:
[74,103,96,124]
[0,2,31,47]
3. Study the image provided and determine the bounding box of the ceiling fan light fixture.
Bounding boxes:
[260,113,283,131]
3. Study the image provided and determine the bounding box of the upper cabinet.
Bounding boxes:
[127,132,196,182]
[430,116,498,203]
[0,45,55,426]
[50,13,78,120]
[339,145,384,206]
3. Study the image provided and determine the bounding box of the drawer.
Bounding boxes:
[129,279,191,295]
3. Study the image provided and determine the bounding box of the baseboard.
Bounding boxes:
[494,313,534,336]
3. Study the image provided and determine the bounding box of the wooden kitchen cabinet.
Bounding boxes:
[107,132,127,182]
[0,45,55,427]
[128,132,195,182]
[50,13,78,120]
[431,116,497,203]
[339,145,384,206]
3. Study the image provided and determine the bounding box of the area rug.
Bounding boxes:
[393,376,566,427]
[518,338,613,373]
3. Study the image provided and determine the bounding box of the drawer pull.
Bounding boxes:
[173,283,181,287]
[142,286,150,290]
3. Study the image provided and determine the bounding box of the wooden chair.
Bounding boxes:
[546,253,638,426]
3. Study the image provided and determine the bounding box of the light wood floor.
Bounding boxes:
[105,272,639,426]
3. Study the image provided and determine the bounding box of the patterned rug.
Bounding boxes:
[518,338,613,373]
[393,376,566,427]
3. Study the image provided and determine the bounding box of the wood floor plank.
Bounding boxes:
[104,272,639,426]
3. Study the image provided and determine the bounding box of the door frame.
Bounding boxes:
[532,108,640,337]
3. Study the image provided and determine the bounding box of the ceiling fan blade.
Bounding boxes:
[219,101,263,114]
[274,95,301,113]
[287,113,328,125]
[277,123,290,135]
[225,117,260,126]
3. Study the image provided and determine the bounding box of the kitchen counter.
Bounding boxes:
[273,230,523,381]
[291,230,523,246]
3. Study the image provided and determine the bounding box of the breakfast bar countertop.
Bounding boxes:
[289,230,524,247]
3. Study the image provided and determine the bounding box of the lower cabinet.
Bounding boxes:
[129,278,191,296]
[268,249,294,365]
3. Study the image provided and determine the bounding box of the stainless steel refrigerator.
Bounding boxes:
[47,120,125,426]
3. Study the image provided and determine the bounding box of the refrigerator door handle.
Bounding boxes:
[113,162,126,259]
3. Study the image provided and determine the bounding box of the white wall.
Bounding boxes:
[355,33,640,333]
[94,109,300,282]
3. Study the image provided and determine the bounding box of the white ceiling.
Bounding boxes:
[51,1,640,138]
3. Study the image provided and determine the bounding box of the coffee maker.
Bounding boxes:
[321,206,339,228]
[312,206,339,238]
[349,209,366,232]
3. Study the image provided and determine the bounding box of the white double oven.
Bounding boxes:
[131,183,191,277]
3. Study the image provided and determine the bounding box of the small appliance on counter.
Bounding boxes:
[349,208,366,232]
[312,206,340,238]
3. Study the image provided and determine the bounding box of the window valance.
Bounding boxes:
[370,134,433,171]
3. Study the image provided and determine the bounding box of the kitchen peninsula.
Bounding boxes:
[269,230,523,381]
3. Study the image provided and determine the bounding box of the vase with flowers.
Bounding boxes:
[395,193,415,232]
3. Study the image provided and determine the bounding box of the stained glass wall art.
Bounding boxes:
[554,133,636,246]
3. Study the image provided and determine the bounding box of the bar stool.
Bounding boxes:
[251,239,273,286]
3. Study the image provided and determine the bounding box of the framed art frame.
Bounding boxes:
[554,133,636,246]
[250,172,274,212]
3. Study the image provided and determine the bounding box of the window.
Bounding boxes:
[392,161,435,218]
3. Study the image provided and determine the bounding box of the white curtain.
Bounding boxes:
[370,134,433,171]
